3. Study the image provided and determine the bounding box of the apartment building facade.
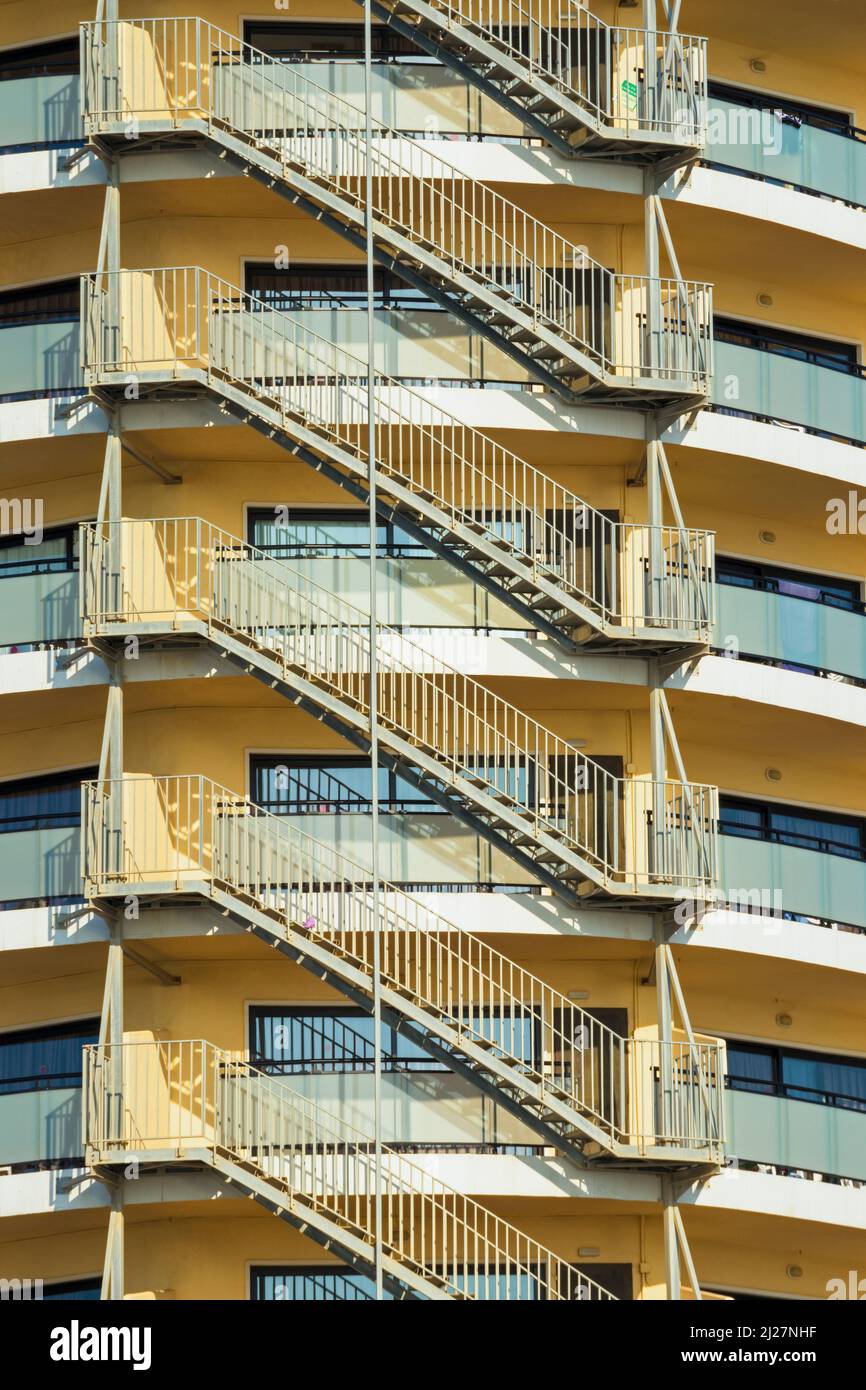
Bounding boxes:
[0,0,864,1303]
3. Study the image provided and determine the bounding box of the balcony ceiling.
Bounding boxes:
[685,0,866,72]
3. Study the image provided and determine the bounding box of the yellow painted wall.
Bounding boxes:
[0,1198,862,1301]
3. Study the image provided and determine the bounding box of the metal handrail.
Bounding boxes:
[79,517,720,894]
[79,16,713,391]
[81,773,727,1154]
[80,266,716,638]
[375,0,707,140]
[83,1037,617,1299]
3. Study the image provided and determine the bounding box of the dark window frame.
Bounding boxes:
[0,766,96,834]
[0,1017,99,1094]
[246,505,528,560]
[719,794,866,862]
[0,278,80,329]
[0,38,79,82]
[249,1002,449,1075]
[713,315,863,378]
[245,261,442,314]
[250,752,540,817]
[0,523,79,579]
[40,1277,102,1301]
[707,80,861,140]
[242,21,427,64]
[716,555,863,614]
[247,506,433,559]
[725,1039,866,1113]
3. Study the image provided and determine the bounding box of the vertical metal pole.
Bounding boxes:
[661,1175,681,1300]
[654,913,675,1147]
[100,9,124,1290]
[364,0,384,1301]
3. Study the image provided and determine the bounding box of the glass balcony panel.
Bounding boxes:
[286,811,533,888]
[706,98,866,207]
[0,73,82,149]
[718,831,866,931]
[0,826,82,905]
[0,321,82,400]
[726,1087,866,1182]
[0,1086,83,1166]
[0,571,81,649]
[711,338,866,443]
[715,583,866,683]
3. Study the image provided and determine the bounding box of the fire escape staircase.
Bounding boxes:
[83,1039,617,1300]
[82,776,726,1170]
[80,17,713,408]
[80,516,719,907]
[362,0,708,163]
[81,268,715,655]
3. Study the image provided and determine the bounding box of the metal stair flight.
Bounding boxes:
[82,774,726,1167]
[81,266,715,653]
[80,16,713,406]
[362,0,708,162]
[80,516,719,904]
[84,1037,617,1299]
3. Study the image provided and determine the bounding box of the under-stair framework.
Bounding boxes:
[83,1038,616,1300]
[79,16,712,406]
[80,516,719,903]
[82,773,726,1166]
[364,0,708,161]
[80,265,716,653]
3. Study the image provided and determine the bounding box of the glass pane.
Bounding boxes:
[769,809,862,858]
[0,1021,98,1095]
[727,1046,775,1094]
[0,773,85,833]
[42,1280,102,1301]
[781,1054,866,1111]
[251,1007,444,1073]
[718,802,764,838]
[251,1266,386,1300]
[0,529,76,578]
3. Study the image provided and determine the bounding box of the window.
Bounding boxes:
[713,316,862,377]
[0,1019,98,1096]
[245,262,442,314]
[0,38,79,81]
[0,768,96,835]
[707,81,855,139]
[247,507,431,559]
[250,1262,564,1299]
[249,1004,448,1074]
[250,755,440,815]
[0,279,80,329]
[719,795,866,861]
[249,1004,621,1078]
[726,1042,866,1113]
[0,524,79,579]
[41,1278,101,1301]
[251,1265,383,1301]
[717,556,862,613]
[243,22,427,65]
